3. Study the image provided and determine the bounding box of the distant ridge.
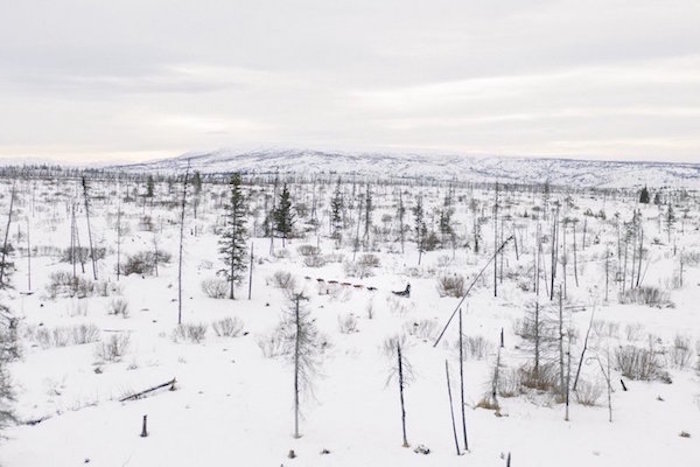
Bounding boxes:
[114,148,700,189]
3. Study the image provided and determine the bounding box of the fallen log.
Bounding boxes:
[120,378,177,402]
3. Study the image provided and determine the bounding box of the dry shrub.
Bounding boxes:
[270,270,296,292]
[668,334,693,369]
[574,380,604,406]
[519,363,560,392]
[95,334,130,362]
[172,323,208,344]
[256,332,287,358]
[457,335,493,361]
[498,368,522,398]
[338,314,358,334]
[619,286,673,308]
[71,324,101,345]
[615,344,666,381]
[297,245,321,257]
[108,298,129,318]
[212,317,244,337]
[436,274,465,298]
[201,278,228,299]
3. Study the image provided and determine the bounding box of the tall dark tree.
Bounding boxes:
[146,175,155,198]
[412,195,426,265]
[330,178,344,248]
[274,183,295,247]
[218,173,248,300]
[639,186,650,204]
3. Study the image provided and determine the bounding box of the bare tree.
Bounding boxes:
[177,162,190,325]
[384,336,413,447]
[0,184,16,288]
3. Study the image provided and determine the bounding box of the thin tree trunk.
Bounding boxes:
[248,242,254,300]
[635,227,644,288]
[0,184,16,288]
[293,295,301,438]
[572,221,579,287]
[558,285,565,395]
[82,177,98,281]
[445,360,461,456]
[493,183,498,297]
[398,343,408,447]
[458,307,469,452]
[177,163,190,325]
[573,307,596,391]
[26,217,31,292]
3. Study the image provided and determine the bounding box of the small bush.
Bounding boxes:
[173,323,208,344]
[212,317,243,337]
[624,323,644,342]
[344,254,381,278]
[108,298,129,318]
[60,246,106,264]
[338,314,358,334]
[71,324,101,345]
[668,334,693,369]
[404,319,438,340]
[51,327,72,347]
[270,271,296,291]
[303,255,326,268]
[358,253,380,268]
[257,332,287,358]
[519,363,560,392]
[498,368,522,398]
[95,334,130,362]
[615,345,664,381]
[437,274,465,298]
[121,250,172,276]
[201,278,228,299]
[297,245,320,257]
[619,286,672,308]
[458,335,493,361]
[574,380,603,406]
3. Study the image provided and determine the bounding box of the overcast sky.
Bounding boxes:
[1,0,699,164]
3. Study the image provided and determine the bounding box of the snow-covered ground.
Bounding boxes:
[0,174,698,467]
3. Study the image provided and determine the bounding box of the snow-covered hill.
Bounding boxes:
[116,148,700,189]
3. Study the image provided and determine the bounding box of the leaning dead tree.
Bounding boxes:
[81,176,98,281]
[433,235,514,347]
[120,378,177,402]
[0,183,16,289]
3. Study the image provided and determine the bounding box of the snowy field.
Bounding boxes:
[0,173,698,466]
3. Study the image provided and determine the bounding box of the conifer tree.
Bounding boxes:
[330,178,344,248]
[639,185,650,204]
[412,195,426,265]
[218,173,248,299]
[274,183,295,247]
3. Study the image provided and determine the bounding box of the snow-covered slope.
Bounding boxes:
[116,149,700,189]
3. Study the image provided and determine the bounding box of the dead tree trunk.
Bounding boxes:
[0,183,16,288]
[458,307,469,452]
[26,217,31,292]
[82,177,98,280]
[445,360,461,456]
[293,294,301,439]
[177,163,190,325]
[397,343,409,447]
[248,242,254,300]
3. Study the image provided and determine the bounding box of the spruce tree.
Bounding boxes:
[412,195,426,265]
[218,173,248,299]
[274,183,295,247]
[330,178,344,248]
[639,186,650,204]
